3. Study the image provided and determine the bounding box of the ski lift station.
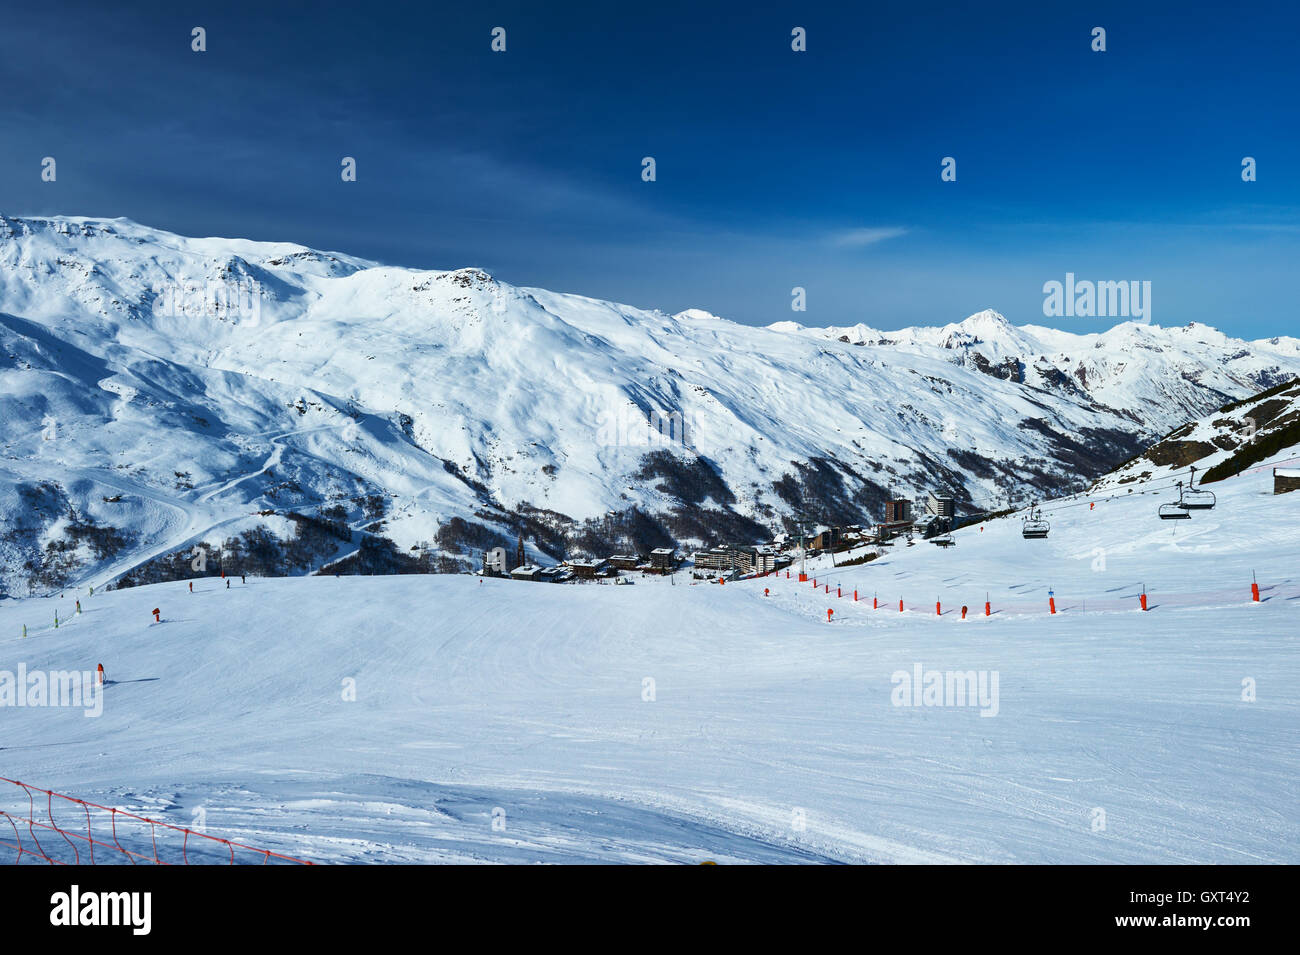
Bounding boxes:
[1274,467,1300,495]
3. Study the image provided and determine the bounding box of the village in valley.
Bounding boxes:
[485,492,959,584]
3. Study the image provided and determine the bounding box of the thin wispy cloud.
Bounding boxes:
[829,227,909,248]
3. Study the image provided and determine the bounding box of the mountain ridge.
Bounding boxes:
[2,213,1299,593]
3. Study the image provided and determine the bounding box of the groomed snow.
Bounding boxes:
[1,453,1295,864]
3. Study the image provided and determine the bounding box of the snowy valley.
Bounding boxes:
[0,428,1295,863]
[3,215,1300,596]
[0,217,1296,863]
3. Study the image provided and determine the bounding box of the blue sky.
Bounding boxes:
[3,0,1298,337]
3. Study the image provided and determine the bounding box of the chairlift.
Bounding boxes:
[1177,486,1216,510]
[1159,481,1193,520]
[1177,466,1216,510]
[1021,505,1050,539]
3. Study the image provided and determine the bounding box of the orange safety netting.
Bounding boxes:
[0,777,313,865]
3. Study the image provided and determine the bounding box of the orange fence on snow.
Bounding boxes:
[0,777,313,865]
[749,566,1280,618]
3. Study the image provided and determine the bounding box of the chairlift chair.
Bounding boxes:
[1021,506,1050,539]
[1159,481,1193,520]
[1177,487,1216,510]
[1177,467,1216,510]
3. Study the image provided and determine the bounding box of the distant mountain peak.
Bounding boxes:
[675,308,728,322]
[960,308,1010,329]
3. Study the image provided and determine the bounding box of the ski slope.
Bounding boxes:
[0,460,1295,864]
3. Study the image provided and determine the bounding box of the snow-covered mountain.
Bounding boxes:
[2,214,1299,593]
[783,310,1300,427]
[1093,376,1300,491]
